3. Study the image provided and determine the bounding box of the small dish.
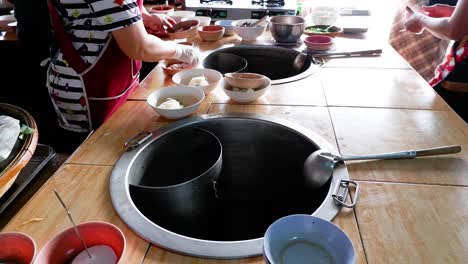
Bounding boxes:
[147,86,205,119]
[304,35,334,51]
[0,232,36,264]
[263,214,355,264]
[160,60,194,76]
[172,68,223,94]
[224,72,270,90]
[149,5,174,15]
[215,20,234,36]
[198,25,225,42]
[222,76,270,103]
[170,10,196,23]
[167,20,200,39]
[182,16,211,27]
[231,19,267,41]
[34,221,126,264]
[304,25,343,37]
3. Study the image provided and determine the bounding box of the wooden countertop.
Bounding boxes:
[3,19,468,264]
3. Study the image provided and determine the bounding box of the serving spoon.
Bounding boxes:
[304,145,462,189]
[292,49,383,71]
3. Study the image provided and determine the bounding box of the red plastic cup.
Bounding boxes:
[0,232,36,264]
[33,222,125,264]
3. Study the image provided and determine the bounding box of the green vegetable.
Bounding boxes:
[19,124,34,140]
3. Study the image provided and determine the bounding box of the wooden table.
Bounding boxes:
[3,21,468,264]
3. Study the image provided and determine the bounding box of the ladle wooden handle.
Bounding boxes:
[414,145,461,157]
[311,49,383,57]
[338,145,461,161]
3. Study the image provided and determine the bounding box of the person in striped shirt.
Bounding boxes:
[47,0,198,141]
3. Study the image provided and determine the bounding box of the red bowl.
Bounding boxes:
[304,35,334,51]
[0,232,36,264]
[149,5,174,14]
[198,25,225,41]
[33,222,125,264]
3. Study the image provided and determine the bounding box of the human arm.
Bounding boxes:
[404,0,468,40]
[112,21,198,64]
[140,5,176,31]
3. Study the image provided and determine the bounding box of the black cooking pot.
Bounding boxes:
[203,52,248,74]
[128,127,222,237]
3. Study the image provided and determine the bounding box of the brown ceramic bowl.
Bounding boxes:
[198,25,225,42]
[149,5,174,15]
[167,20,199,39]
[224,73,270,90]
[160,60,194,76]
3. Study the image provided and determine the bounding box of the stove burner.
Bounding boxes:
[200,0,233,5]
[251,0,285,7]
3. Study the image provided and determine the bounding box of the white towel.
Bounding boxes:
[0,115,20,162]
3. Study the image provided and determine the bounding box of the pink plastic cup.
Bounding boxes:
[33,222,125,264]
[0,232,36,264]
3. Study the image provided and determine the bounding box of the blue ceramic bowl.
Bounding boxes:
[263,214,355,264]
[215,20,234,36]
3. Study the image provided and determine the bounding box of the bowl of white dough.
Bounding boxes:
[147,86,205,120]
[172,69,223,95]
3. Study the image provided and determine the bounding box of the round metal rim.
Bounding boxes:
[110,113,349,259]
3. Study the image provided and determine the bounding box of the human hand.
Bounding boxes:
[171,44,199,66]
[404,12,425,34]
[422,4,455,18]
[146,14,176,32]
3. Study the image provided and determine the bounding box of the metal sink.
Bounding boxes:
[110,113,350,259]
[203,45,318,85]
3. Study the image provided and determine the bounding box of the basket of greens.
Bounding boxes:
[0,103,38,198]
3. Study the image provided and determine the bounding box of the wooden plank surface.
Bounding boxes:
[329,107,468,185]
[208,104,338,150]
[67,94,214,166]
[212,73,327,106]
[2,164,149,263]
[321,68,450,110]
[143,205,367,264]
[355,182,468,264]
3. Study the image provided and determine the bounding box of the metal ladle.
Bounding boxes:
[304,145,462,189]
[292,49,383,71]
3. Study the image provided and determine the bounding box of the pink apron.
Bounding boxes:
[48,0,142,129]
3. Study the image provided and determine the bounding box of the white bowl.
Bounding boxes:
[147,86,205,120]
[264,214,355,264]
[215,20,234,36]
[231,19,267,41]
[182,16,211,27]
[222,77,270,103]
[172,69,223,94]
[170,10,196,23]
[310,6,340,25]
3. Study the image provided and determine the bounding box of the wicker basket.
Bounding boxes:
[0,103,38,198]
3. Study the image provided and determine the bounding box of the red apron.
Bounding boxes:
[48,0,142,130]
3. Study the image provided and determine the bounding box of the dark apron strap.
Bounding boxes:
[48,0,89,74]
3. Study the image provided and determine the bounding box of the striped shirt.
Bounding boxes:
[47,0,141,132]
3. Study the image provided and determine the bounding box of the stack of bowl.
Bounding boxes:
[222,73,271,103]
